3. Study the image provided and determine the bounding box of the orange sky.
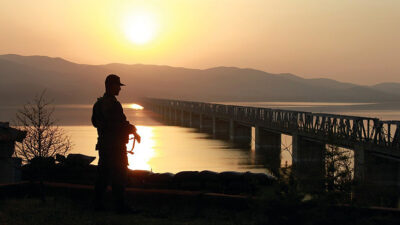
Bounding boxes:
[0,0,399,85]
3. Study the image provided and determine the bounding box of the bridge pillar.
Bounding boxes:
[166,107,171,121]
[161,106,166,120]
[190,113,200,128]
[255,127,281,149]
[174,109,179,125]
[292,135,325,193]
[212,117,230,139]
[255,127,281,176]
[229,120,251,145]
[168,107,174,122]
[212,116,216,137]
[180,110,191,127]
[354,146,400,207]
[199,114,203,129]
[199,114,213,132]
[165,108,179,125]
[180,110,184,126]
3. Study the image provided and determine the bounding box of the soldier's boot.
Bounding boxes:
[94,182,107,211]
[113,187,140,214]
[115,203,140,214]
[94,193,106,211]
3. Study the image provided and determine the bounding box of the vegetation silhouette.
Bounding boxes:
[15,90,71,162]
[14,90,71,201]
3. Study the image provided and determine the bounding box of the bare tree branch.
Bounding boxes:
[14,90,72,163]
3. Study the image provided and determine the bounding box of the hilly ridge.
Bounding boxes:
[0,54,399,105]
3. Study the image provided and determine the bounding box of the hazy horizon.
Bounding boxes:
[1,0,399,85]
[2,53,400,88]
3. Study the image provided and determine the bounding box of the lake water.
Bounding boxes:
[3,101,400,174]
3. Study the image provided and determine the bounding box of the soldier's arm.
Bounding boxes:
[101,99,132,131]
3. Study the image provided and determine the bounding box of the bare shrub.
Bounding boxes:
[14,91,72,163]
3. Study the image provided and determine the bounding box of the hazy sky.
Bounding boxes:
[1,0,399,85]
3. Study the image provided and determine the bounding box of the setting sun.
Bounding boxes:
[123,12,157,45]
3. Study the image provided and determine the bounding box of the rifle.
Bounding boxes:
[127,130,141,155]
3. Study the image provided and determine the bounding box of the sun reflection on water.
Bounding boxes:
[129,104,144,110]
[126,126,155,171]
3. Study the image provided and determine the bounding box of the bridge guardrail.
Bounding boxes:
[144,98,400,156]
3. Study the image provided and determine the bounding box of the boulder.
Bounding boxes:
[218,171,245,194]
[65,154,95,166]
[173,171,200,182]
[129,169,152,178]
[146,173,174,188]
[29,156,56,168]
[55,154,66,163]
[218,171,243,182]
[199,170,219,181]
[127,170,153,187]
[251,172,275,185]
[173,171,201,190]
[199,170,220,191]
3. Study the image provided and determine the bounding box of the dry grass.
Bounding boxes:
[0,197,252,225]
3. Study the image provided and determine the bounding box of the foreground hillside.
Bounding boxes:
[1,183,399,225]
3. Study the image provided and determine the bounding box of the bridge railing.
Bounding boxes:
[145,98,400,152]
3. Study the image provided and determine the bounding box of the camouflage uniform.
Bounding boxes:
[92,93,135,209]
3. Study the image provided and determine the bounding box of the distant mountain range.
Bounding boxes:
[1,54,400,105]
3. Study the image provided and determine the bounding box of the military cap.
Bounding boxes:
[105,74,125,86]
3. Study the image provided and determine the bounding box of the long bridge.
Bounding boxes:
[141,98,400,204]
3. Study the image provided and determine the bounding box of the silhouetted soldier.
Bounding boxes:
[92,74,140,213]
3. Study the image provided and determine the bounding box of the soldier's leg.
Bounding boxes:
[111,164,128,210]
[94,164,111,208]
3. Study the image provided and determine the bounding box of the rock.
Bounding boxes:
[55,154,66,163]
[0,122,26,143]
[130,169,152,178]
[127,170,153,187]
[0,142,15,158]
[65,154,95,166]
[30,156,56,167]
[218,171,243,182]
[218,171,245,194]
[199,170,220,191]
[251,172,275,185]
[173,171,200,182]
[199,170,219,181]
[23,156,56,180]
[173,171,201,190]
[146,173,174,188]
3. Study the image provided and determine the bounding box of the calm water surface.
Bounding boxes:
[3,102,400,174]
[58,104,274,174]
[64,125,270,173]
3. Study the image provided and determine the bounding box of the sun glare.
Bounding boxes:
[126,126,155,171]
[130,103,144,110]
[123,12,157,45]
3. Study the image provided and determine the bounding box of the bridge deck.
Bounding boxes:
[144,98,400,159]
